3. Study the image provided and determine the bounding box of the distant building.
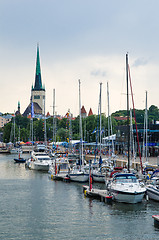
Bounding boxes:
[88,108,93,116]
[23,44,45,117]
[0,115,12,128]
[113,116,128,121]
[81,106,87,118]
[15,101,21,116]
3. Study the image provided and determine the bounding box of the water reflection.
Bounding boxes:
[0,154,159,240]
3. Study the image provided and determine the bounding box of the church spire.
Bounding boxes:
[33,44,44,90]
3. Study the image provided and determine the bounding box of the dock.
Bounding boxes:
[152,215,159,227]
[50,173,70,182]
[83,185,112,204]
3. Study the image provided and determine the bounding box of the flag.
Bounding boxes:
[92,128,96,134]
[101,128,104,135]
[31,102,35,118]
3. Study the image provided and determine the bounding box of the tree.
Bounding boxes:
[57,128,68,141]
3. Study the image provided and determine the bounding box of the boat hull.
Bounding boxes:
[14,158,26,163]
[110,189,145,204]
[69,173,89,182]
[146,187,159,201]
[92,173,105,183]
[29,161,50,171]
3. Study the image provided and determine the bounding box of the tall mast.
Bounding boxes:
[13,112,15,145]
[79,79,83,169]
[99,82,102,157]
[126,53,130,172]
[31,98,34,152]
[145,91,148,162]
[107,82,110,157]
[107,82,115,157]
[52,89,55,146]
[44,96,47,146]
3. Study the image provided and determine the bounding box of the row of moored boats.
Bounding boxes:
[14,147,159,204]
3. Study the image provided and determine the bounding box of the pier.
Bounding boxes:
[83,185,112,204]
[85,154,159,170]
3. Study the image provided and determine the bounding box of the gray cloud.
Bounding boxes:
[132,58,149,67]
[90,69,107,77]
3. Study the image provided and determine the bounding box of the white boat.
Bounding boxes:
[146,170,159,201]
[10,147,22,154]
[92,160,113,183]
[69,166,89,182]
[107,173,146,204]
[92,167,106,183]
[69,80,89,183]
[146,177,159,201]
[49,157,70,180]
[28,151,52,171]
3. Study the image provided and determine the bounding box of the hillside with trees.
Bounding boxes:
[1,105,159,143]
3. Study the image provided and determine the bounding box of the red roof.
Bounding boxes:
[81,106,87,114]
[88,108,93,116]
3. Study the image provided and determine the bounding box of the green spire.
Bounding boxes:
[33,44,44,90]
[36,44,41,76]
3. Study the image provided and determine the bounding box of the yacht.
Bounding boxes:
[28,151,52,171]
[106,173,146,204]
[49,157,70,180]
[146,170,159,201]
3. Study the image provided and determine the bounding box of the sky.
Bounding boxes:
[0,0,159,117]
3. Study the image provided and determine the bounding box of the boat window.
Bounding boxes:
[115,175,137,183]
[39,158,50,160]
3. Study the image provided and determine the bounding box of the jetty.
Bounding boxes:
[83,185,112,204]
[152,215,159,227]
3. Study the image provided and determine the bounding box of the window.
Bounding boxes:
[34,95,40,99]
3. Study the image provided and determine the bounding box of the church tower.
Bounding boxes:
[31,44,45,114]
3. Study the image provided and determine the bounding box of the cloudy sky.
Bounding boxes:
[1,0,159,117]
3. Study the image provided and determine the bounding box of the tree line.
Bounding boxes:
[2,105,159,143]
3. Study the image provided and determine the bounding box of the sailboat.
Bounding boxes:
[142,91,149,168]
[106,54,146,203]
[69,80,89,182]
[10,114,22,154]
[92,83,107,183]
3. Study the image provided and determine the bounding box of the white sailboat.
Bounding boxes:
[69,80,89,182]
[106,54,146,203]
[92,82,106,183]
[10,114,22,154]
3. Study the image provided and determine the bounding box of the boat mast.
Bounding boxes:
[79,79,83,169]
[52,89,55,147]
[31,99,34,152]
[99,82,102,157]
[68,109,72,153]
[13,112,15,145]
[145,91,148,163]
[126,53,130,172]
[107,82,115,157]
[107,82,110,158]
[44,95,47,147]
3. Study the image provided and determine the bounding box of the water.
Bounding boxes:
[0,154,159,240]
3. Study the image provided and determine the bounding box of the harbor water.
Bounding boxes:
[0,154,159,240]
